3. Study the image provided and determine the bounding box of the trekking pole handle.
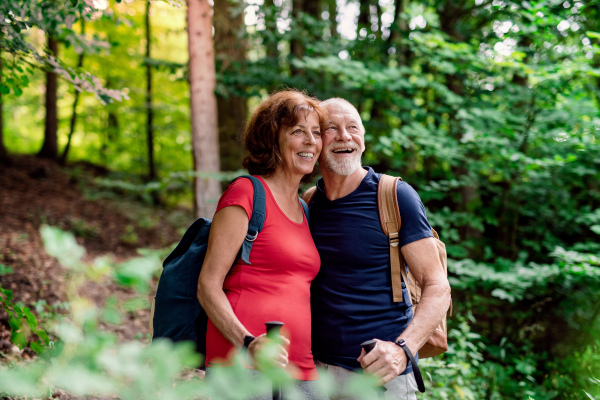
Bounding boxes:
[361,339,377,354]
[360,340,387,398]
[265,321,284,400]
[265,321,284,341]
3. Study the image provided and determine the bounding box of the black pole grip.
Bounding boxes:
[265,321,284,340]
[361,339,377,354]
[360,340,387,398]
[265,321,284,400]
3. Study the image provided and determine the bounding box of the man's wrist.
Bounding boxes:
[394,339,425,393]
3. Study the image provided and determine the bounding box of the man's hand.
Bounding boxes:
[357,339,407,385]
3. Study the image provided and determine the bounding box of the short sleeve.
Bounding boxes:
[215,177,254,220]
[396,181,433,247]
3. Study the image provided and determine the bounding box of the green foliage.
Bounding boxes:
[0,0,128,103]
[0,286,50,354]
[0,226,390,399]
[0,264,13,275]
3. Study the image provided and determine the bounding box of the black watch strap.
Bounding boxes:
[395,339,425,393]
[243,335,255,349]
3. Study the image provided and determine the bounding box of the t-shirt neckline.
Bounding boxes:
[257,176,306,227]
[317,167,375,204]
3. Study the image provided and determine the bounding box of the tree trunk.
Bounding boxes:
[290,0,305,76]
[60,20,85,166]
[146,0,156,181]
[290,0,320,76]
[188,0,221,218]
[326,0,337,38]
[389,0,411,65]
[214,0,247,173]
[263,0,280,60]
[0,52,9,166]
[358,0,370,38]
[38,36,59,160]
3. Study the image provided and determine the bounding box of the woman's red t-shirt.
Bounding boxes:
[205,176,320,380]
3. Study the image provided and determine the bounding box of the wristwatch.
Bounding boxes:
[243,335,255,349]
[394,339,426,393]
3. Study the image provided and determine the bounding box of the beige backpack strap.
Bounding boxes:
[301,186,317,205]
[378,174,409,303]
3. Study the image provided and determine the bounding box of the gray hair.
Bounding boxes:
[321,98,365,133]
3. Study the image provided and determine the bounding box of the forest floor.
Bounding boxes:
[0,156,194,398]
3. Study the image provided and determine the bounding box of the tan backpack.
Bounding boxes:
[302,174,450,358]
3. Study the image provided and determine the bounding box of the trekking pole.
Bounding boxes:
[265,321,284,400]
[360,340,387,399]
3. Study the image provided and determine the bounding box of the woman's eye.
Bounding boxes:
[313,131,321,136]
[326,126,336,131]
[293,129,303,134]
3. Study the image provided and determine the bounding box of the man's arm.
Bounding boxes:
[358,236,451,384]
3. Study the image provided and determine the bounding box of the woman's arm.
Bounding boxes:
[197,205,250,346]
[197,205,289,365]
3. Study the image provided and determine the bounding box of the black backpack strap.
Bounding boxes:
[299,198,310,225]
[231,175,267,264]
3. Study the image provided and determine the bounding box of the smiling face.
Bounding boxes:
[278,111,322,178]
[320,101,365,176]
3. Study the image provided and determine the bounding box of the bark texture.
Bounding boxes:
[188,0,221,218]
[38,36,59,160]
[214,0,246,173]
[146,0,156,181]
[0,53,9,166]
[61,21,85,166]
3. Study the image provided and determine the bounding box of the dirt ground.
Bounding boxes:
[0,156,193,396]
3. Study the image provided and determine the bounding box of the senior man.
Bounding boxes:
[306,98,451,399]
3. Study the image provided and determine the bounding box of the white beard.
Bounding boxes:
[324,150,362,176]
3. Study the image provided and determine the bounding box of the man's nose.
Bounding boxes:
[336,128,351,141]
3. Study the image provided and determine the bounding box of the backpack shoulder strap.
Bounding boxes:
[299,198,310,225]
[301,186,317,205]
[233,175,267,264]
[377,174,410,304]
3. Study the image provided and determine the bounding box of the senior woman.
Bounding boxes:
[197,90,326,399]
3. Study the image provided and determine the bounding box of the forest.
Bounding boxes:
[0,0,599,399]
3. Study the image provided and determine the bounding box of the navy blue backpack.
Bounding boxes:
[151,175,309,367]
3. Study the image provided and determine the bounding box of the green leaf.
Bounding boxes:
[0,84,9,95]
[8,316,21,331]
[0,264,13,275]
[29,341,44,354]
[36,330,50,345]
[102,308,123,325]
[591,225,600,235]
[23,308,38,330]
[11,331,27,349]
[583,391,596,400]
[40,226,85,268]
[1,288,13,300]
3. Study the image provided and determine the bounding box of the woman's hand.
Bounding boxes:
[247,333,291,369]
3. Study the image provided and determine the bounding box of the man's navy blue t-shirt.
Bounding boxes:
[309,167,433,374]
